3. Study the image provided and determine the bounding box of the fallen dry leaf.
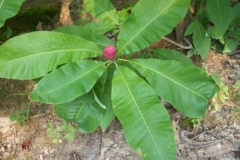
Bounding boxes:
[22,138,32,150]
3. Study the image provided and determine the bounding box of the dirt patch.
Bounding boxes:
[0,79,141,160]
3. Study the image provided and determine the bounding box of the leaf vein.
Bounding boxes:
[75,104,84,120]
[119,68,163,159]
[44,63,104,95]
[2,49,99,64]
[119,0,176,52]
[0,0,4,8]
[132,60,206,100]
[95,2,119,25]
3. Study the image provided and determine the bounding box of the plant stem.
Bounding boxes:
[162,37,192,49]
[27,100,32,120]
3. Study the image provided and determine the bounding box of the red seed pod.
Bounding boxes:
[103,45,116,60]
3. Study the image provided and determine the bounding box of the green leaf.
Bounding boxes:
[222,39,238,54]
[227,29,240,40]
[2,26,12,39]
[117,7,131,25]
[54,26,114,49]
[58,122,68,131]
[198,10,209,28]
[83,22,116,34]
[17,116,26,126]
[67,125,75,132]
[206,0,231,37]
[211,41,224,53]
[47,133,55,138]
[196,0,205,16]
[99,64,116,131]
[20,109,28,117]
[117,0,191,54]
[9,111,18,121]
[207,27,222,39]
[0,31,101,80]
[112,66,176,160]
[30,60,106,104]
[128,59,219,118]
[185,21,197,36]
[152,48,195,66]
[64,132,75,141]
[187,49,195,57]
[54,92,104,133]
[0,0,26,28]
[229,3,240,28]
[193,21,211,59]
[83,0,119,25]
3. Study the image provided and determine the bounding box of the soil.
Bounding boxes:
[0,0,240,160]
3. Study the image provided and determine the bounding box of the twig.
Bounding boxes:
[162,37,193,49]
[228,50,240,56]
[191,130,212,140]
[180,130,232,149]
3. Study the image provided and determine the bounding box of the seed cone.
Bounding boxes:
[103,45,116,60]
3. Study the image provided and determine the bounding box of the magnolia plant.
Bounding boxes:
[0,0,219,159]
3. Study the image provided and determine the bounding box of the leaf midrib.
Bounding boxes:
[75,103,84,120]
[118,67,163,159]
[41,63,104,96]
[95,1,119,25]
[130,60,206,100]
[0,49,99,64]
[118,0,176,52]
[216,0,223,32]
[196,21,204,42]
[0,0,4,8]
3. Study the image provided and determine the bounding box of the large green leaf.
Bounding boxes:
[0,31,102,80]
[54,26,114,49]
[0,0,25,28]
[30,60,106,104]
[128,59,219,118]
[206,0,231,38]
[112,66,176,160]
[83,0,119,26]
[54,91,104,133]
[117,0,191,54]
